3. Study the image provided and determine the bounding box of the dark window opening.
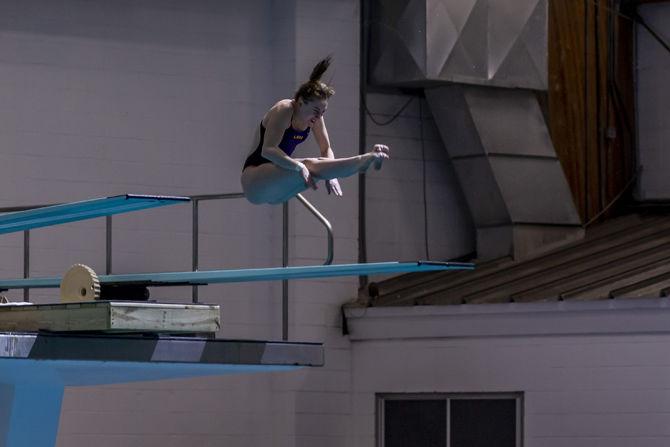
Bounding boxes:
[379,394,521,447]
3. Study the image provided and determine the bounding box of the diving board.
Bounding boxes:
[0,194,189,235]
[0,261,475,290]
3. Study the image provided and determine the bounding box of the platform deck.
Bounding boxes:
[0,331,322,446]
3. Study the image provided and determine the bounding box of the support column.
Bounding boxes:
[0,384,64,447]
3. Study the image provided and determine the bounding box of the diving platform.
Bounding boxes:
[0,192,475,446]
[0,332,322,447]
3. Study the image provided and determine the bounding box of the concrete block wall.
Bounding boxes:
[0,0,282,307]
[286,1,361,446]
[365,92,475,263]
[0,0,362,446]
[636,4,670,200]
[352,333,670,447]
[0,1,477,445]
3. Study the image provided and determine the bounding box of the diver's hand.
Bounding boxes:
[295,161,318,190]
[326,178,342,196]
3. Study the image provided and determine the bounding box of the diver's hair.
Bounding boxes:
[294,56,335,102]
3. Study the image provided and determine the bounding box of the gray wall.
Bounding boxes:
[0,2,477,445]
[1,1,664,446]
[365,92,475,262]
[636,4,670,201]
[0,0,281,311]
[347,301,670,447]
[352,332,670,447]
[0,1,362,445]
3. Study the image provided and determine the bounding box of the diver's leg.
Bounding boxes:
[301,146,389,180]
[241,164,308,204]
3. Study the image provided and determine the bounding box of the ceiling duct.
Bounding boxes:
[369,0,547,90]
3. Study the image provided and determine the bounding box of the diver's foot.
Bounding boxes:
[371,144,390,170]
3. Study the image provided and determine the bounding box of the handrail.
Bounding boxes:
[189,192,246,201]
[295,193,334,265]
[0,192,336,268]
[189,192,246,304]
[190,192,334,342]
[190,192,335,300]
[0,191,335,341]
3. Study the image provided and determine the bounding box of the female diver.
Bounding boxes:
[241,57,389,204]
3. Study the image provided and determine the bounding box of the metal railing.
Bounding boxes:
[188,192,333,297]
[1,192,334,340]
[295,193,334,265]
[189,192,246,304]
[188,192,333,341]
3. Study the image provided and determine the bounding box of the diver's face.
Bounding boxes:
[297,98,328,126]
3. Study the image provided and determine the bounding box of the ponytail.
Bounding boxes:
[309,56,331,82]
[294,56,335,102]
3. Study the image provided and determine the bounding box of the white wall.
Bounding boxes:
[365,92,475,263]
[636,4,670,201]
[352,330,670,447]
[0,0,363,446]
[280,2,362,446]
[0,1,478,445]
[0,0,282,310]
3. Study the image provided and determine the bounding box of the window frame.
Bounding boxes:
[376,392,523,447]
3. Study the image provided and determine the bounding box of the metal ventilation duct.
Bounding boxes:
[369,0,547,90]
[425,85,582,260]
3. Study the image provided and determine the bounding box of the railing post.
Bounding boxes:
[282,201,289,341]
[23,231,29,302]
[187,193,244,305]
[192,199,199,303]
[105,216,112,274]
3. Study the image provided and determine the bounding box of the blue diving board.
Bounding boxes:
[0,261,475,290]
[0,194,189,235]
